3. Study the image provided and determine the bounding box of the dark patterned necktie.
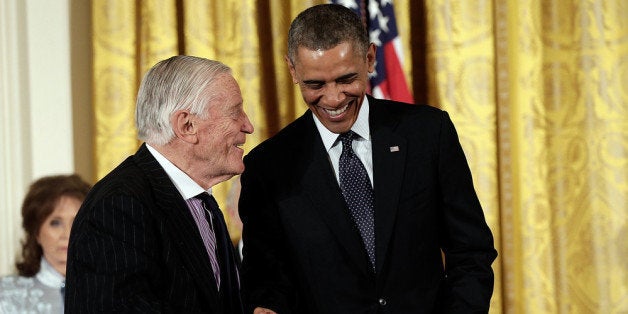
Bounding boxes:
[195,192,243,313]
[338,131,376,270]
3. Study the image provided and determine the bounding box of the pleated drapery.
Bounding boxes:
[91,1,627,312]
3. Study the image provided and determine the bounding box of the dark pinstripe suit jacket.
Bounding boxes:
[65,144,240,313]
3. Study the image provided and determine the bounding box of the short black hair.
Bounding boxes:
[287,4,369,64]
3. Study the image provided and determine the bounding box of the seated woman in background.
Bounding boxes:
[0,174,91,313]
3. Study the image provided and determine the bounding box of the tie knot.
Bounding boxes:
[196,192,219,210]
[338,131,356,149]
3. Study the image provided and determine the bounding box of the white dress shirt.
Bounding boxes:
[312,97,374,186]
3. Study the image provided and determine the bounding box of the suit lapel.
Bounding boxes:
[133,145,220,303]
[369,98,406,274]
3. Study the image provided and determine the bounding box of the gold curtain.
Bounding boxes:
[91,0,627,312]
[92,0,324,241]
[422,0,627,313]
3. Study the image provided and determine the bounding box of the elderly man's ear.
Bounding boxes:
[172,110,198,144]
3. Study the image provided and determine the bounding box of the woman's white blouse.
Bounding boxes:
[0,259,64,313]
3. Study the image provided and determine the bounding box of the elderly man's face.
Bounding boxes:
[193,73,254,179]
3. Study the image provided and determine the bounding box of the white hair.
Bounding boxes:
[135,55,231,146]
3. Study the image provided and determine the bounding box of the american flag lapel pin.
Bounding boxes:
[390,146,400,152]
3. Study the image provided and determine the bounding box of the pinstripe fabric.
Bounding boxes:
[196,192,244,313]
[185,197,221,288]
[65,144,242,313]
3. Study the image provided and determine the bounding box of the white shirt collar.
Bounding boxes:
[313,96,371,152]
[145,144,211,200]
[36,258,64,288]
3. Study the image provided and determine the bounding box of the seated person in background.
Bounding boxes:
[0,174,91,313]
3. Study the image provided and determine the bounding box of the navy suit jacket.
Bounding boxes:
[239,97,497,313]
[65,144,242,313]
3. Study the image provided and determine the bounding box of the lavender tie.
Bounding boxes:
[195,193,242,312]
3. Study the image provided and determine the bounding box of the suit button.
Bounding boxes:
[378,298,387,306]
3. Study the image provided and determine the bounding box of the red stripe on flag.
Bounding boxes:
[382,41,413,104]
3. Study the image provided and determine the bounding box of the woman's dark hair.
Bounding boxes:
[16,174,91,276]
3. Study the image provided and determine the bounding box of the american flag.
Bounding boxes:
[331,0,414,103]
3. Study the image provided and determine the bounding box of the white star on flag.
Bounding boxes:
[330,0,414,103]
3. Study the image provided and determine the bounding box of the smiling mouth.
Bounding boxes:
[322,102,350,118]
